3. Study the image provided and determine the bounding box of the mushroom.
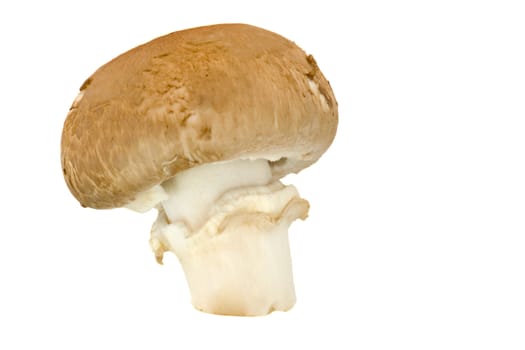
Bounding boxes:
[61,23,338,316]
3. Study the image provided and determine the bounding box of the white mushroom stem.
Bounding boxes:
[136,159,309,316]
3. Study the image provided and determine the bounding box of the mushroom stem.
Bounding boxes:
[150,184,309,316]
[149,178,309,315]
[153,215,300,316]
[142,159,309,315]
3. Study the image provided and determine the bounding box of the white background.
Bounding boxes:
[1,0,524,349]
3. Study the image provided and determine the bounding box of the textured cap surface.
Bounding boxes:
[61,23,338,209]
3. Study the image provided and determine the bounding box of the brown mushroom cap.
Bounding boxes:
[61,23,338,209]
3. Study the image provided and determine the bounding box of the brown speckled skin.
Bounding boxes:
[61,24,338,209]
